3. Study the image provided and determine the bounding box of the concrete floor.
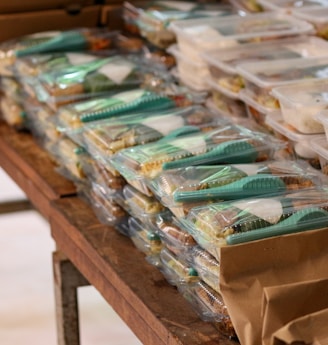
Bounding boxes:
[0,168,142,345]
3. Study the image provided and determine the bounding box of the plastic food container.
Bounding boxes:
[291,7,328,40]
[128,217,163,256]
[237,56,328,112]
[123,184,168,226]
[80,105,226,165]
[315,110,328,142]
[202,36,328,97]
[156,214,197,257]
[110,125,285,181]
[168,45,210,91]
[0,28,118,77]
[159,247,199,286]
[230,0,263,12]
[136,2,233,49]
[180,188,328,254]
[88,183,129,236]
[266,112,323,169]
[190,247,220,294]
[169,12,314,63]
[310,137,328,175]
[271,79,328,134]
[179,281,236,337]
[0,96,25,129]
[258,0,328,12]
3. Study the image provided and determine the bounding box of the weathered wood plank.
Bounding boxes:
[50,197,237,345]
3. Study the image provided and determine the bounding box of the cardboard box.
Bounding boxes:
[0,6,102,42]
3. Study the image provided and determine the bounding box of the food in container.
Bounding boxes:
[292,7,328,40]
[159,247,199,286]
[110,125,285,180]
[230,0,263,12]
[0,28,117,76]
[180,188,328,254]
[190,247,220,294]
[169,12,313,63]
[180,281,236,338]
[202,36,328,96]
[128,216,163,255]
[0,96,25,129]
[266,112,323,169]
[210,89,247,118]
[237,56,328,112]
[271,79,328,134]
[156,214,197,257]
[310,137,328,175]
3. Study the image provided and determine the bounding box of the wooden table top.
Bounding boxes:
[0,121,76,219]
[50,196,237,345]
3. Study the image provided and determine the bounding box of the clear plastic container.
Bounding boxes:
[88,183,129,236]
[167,45,211,90]
[156,214,197,257]
[230,0,263,12]
[150,159,324,207]
[291,7,328,40]
[79,105,226,165]
[0,96,25,129]
[159,247,199,286]
[237,56,328,112]
[136,2,233,48]
[128,216,163,256]
[0,28,118,77]
[179,281,236,338]
[258,0,328,12]
[310,137,328,175]
[210,89,247,118]
[169,12,314,62]
[202,36,328,97]
[180,188,328,252]
[110,125,285,181]
[123,184,168,226]
[266,112,323,169]
[190,247,220,294]
[271,79,328,134]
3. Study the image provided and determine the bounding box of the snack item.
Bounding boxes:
[159,247,199,286]
[271,79,328,134]
[180,281,236,338]
[0,28,117,76]
[0,96,25,128]
[111,125,285,180]
[237,56,328,112]
[156,215,197,257]
[128,217,163,256]
[181,188,328,252]
[191,247,220,294]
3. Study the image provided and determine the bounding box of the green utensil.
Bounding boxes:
[226,207,328,245]
[162,140,258,170]
[174,175,286,202]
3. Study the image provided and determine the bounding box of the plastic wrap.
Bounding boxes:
[180,188,328,255]
[110,125,285,180]
[0,28,118,76]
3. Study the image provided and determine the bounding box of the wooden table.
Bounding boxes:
[0,120,236,345]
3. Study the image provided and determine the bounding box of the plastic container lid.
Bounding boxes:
[237,56,328,89]
[201,36,328,75]
[169,12,314,49]
[258,0,328,11]
[310,136,328,160]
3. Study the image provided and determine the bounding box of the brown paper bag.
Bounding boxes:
[272,308,328,345]
[219,228,328,345]
[262,278,328,345]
